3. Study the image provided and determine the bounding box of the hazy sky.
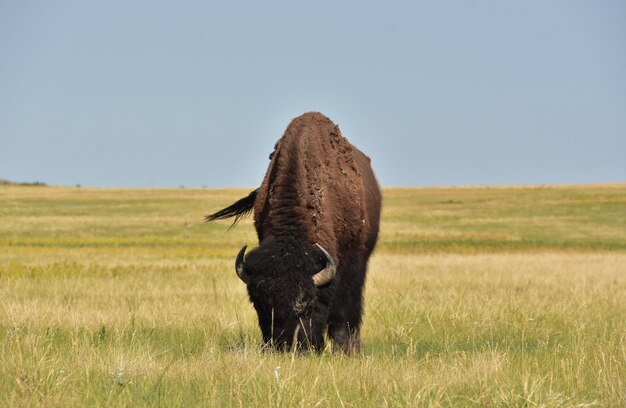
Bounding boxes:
[1,1,625,187]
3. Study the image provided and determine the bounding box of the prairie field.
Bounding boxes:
[1,184,625,407]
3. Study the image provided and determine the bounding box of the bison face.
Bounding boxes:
[234,242,336,351]
[248,279,317,351]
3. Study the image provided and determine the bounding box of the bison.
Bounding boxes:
[206,112,381,353]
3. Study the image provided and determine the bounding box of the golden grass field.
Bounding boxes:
[1,184,625,406]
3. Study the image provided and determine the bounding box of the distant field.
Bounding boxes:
[1,184,625,406]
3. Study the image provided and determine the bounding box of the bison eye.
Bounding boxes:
[293,300,307,315]
[292,291,310,316]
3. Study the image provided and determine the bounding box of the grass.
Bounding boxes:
[0,184,625,406]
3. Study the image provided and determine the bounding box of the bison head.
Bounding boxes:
[234,241,336,351]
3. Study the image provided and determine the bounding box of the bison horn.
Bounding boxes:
[312,243,337,287]
[235,245,251,284]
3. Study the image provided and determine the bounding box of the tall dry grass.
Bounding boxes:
[0,185,624,406]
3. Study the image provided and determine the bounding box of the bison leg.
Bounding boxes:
[327,250,367,353]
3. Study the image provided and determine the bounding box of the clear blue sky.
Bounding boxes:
[1,1,625,187]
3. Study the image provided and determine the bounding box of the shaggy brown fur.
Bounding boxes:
[255,112,378,252]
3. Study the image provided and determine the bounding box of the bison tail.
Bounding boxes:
[204,189,258,228]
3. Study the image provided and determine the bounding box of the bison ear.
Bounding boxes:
[312,243,336,287]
